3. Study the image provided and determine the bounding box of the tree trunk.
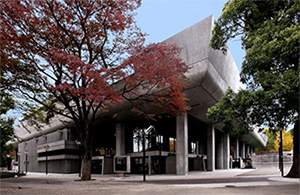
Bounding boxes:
[285,120,299,178]
[80,124,93,181]
[81,155,92,180]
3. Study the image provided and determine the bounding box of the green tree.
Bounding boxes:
[0,91,15,164]
[208,0,299,178]
[265,129,276,152]
[275,129,293,152]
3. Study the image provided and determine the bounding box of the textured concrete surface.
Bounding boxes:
[176,114,188,175]
[164,15,242,124]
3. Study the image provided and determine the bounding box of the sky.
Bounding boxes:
[135,0,245,71]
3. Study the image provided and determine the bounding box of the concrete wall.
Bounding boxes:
[38,160,80,173]
[252,152,293,167]
[18,128,79,173]
[166,156,176,174]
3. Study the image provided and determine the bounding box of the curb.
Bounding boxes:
[268,176,300,183]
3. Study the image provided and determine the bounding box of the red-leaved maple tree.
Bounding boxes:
[1,0,189,180]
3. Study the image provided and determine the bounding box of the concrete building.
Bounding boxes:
[15,16,267,175]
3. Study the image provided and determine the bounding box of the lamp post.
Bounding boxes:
[141,125,154,182]
[142,129,146,182]
[159,134,162,174]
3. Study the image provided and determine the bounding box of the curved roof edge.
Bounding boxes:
[242,128,268,148]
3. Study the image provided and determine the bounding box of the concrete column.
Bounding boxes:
[176,113,188,175]
[148,156,152,175]
[246,145,250,157]
[18,143,25,172]
[241,142,246,159]
[116,123,125,156]
[207,124,215,171]
[216,132,223,169]
[223,133,230,169]
[234,138,239,159]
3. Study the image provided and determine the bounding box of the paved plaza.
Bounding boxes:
[1,166,299,195]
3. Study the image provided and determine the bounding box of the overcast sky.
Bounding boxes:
[135,0,245,71]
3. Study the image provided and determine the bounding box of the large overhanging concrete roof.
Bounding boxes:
[164,16,265,147]
[164,15,242,123]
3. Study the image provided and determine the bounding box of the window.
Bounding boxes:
[156,135,163,144]
[133,132,142,152]
[169,137,176,152]
[191,142,196,154]
[133,132,149,152]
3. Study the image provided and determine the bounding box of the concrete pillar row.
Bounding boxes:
[223,133,230,169]
[115,123,125,156]
[207,124,215,171]
[176,113,188,175]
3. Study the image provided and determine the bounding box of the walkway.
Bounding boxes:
[1,167,299,195]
